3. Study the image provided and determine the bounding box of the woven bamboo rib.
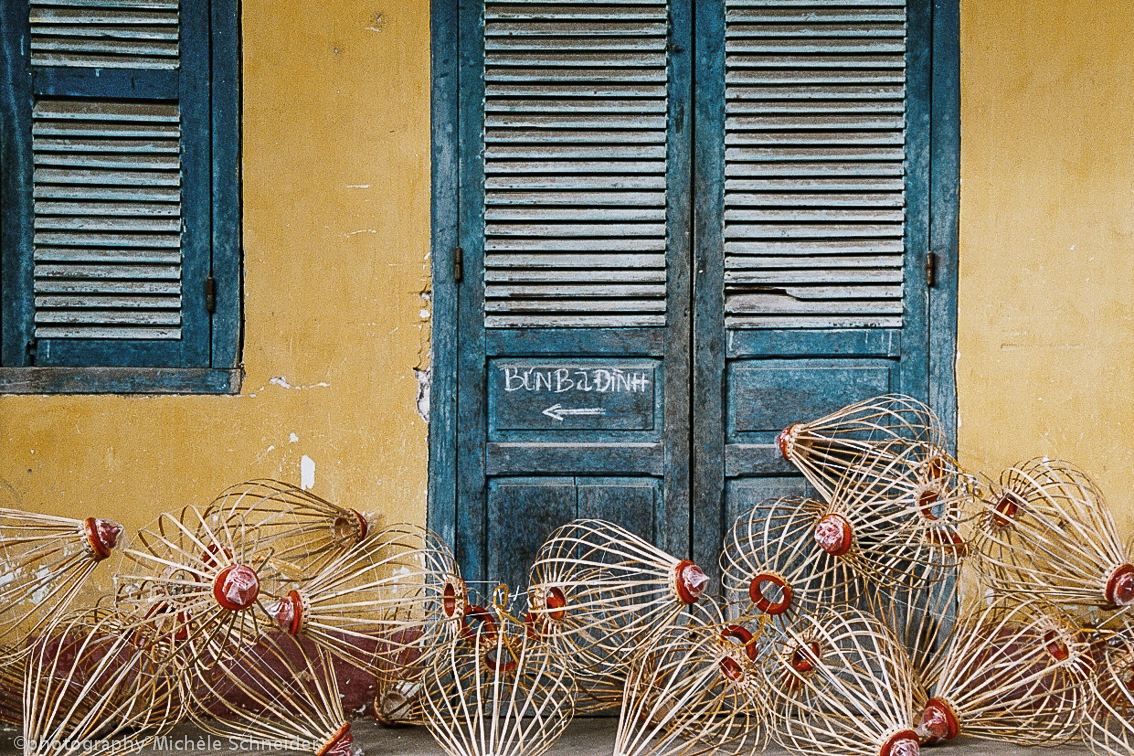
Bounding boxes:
[614,599,769,756]
[188,631,357,756]
[777,394,953,504]
[1085,632,1134,756]
[202,479,375,590]
[972,458,1134,609]
[267,522,465,681]
[763,607,920,756]
[864,576,960,691]
[0,508,123,658]
[721,497,863,624]
[918,595,1090,746]
[22,606,186,756]
[527,519,709,677]
[422,598,577,756]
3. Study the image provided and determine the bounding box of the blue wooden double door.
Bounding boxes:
[432,0,957,590]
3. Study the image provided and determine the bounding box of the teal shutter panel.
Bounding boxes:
[31,99,184,342]
[29,0,180,69]
[5,0,212,368]
[724,0,907,328]
[482,0,669,329]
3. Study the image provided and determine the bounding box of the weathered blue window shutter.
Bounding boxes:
[431,0,957,586]
[0,0,241,393]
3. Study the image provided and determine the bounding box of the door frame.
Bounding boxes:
[428,0,961,570]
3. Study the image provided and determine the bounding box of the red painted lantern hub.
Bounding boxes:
[674,560,709,604]
[1044,629,1070,661]
[720,624,759,661]
[790,641,821,674]
[993,493,1021,527]
[212,564,260,611]
[84,517,122,562]
[275,590,305,635]
[814,514,853,556]
[719,656,744,682]
[546,586,567,621]
[317,723,354,756]
[1106,564,1134,608]
[918,698,959,744]
[879,730,920,756]
[777,424,799,461]
[749,573,793,615]
[443,582,458,617]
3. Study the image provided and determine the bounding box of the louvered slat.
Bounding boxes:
[32,99,182,340]
[482,0,669,329]
[724,0,907,329]
[29,0,179,69]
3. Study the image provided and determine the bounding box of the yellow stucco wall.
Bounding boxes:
[958,0,1134,537]
[0,2,433,539]
[3,1,1134,549]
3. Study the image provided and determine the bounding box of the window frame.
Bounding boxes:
[0,0,243,395]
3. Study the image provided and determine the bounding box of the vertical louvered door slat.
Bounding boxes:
[693,0,933,571]
[10,0,210,368]
[458,0,692,587]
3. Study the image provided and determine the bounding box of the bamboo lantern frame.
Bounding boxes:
[116,506,275,665]
[614,600,769,756]
[764,607,921,756]
[916,596,1090,746]
[527,519,710,678]
[201,479,375,588]
[268,522,466,682]
[22,607,186,756]
[0,508,123,661]
[972,458,1134,610]
[188,631,358,756]
[1085,632,1134,756]
[776,394,954,505]
[721,497,864,625]
[422,589,577,756]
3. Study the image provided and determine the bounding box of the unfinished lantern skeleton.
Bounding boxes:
[0,508,123,663]
[972,458,1134,610]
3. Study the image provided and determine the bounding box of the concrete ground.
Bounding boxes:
[0,718,1097,756]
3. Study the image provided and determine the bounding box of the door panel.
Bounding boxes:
[487,476,661,593]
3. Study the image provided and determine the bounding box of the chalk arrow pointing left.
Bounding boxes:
[543,404,607,422]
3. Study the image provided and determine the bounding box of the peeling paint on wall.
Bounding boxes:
[415,366,431,423]
[301,455,315,490]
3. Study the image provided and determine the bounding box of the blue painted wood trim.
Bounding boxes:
[33,67,178,99]
[210,0,243,371]
[0,1,33,367]
[901,0,933,404]
[454,0,488,583]
[928,0,961,453]
[691,0,726,578]
[663,0,694,562]
[0,367,242,394]
[727,329,902,359]
[174,0,212,367]
[428,0,461,551]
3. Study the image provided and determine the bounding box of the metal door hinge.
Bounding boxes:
[25,339,36,366]
[925,252,937,288]
[205,276,216,313]
[454,246,463,282]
